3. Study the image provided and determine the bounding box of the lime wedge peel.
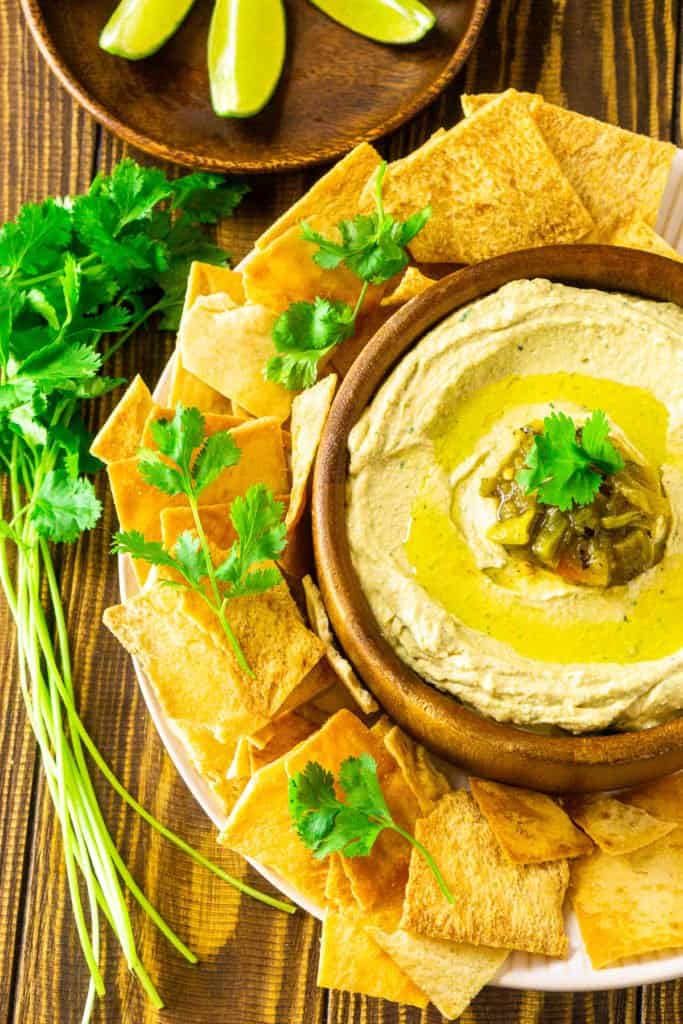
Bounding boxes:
[99,0,197,60]
[208,0,286,119]
[308,0,436,45]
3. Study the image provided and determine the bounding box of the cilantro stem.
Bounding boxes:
[100,299,164,363]
[351,280,369,322]
[384,821,454,904]
[186,490,254,678]
[36,538,292,914]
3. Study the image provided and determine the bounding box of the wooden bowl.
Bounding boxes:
[20,0,490,174]
[313,245,683,794]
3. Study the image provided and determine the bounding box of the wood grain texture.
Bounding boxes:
[1,0,682,1021]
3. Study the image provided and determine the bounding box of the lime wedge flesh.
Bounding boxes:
[208,0,286,118]
[309,0,435,44]
[100,0,196,59]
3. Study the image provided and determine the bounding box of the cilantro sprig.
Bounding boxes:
[517,409,625,511]
[113,404,286,676]
[289,753,454,904]
[265,161,431,390]
[0,161,296,1021]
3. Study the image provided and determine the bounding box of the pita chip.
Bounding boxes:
[179,292,292,422]
[470,777,593,864]
[219,758,328,907]
[317,912,428,1008]
[243,220,384,314]
[401,791,570,958]
[167,356,234,415]
[286,375,337,531]
[608,218,681,260]
[462,91,675,233]
[570,825,683,968]
[90,375,152,464]
[564,793,677,856]
[383,726,451,816]
[227,736,253,780]
[302,576,378,715]
[161,504,237,553]
[567,773,683,967]
[183,261,246,309]
[361,90,594,264]
[248,712,318,773]
[177,577,326,725]
[325,853,357,913]
[103,585,269,740]
[166,262,248,416]
[624,771,683,824]
[369,927,507,1020]
[255,143,381,249]
[105,569,325,737]
[169,720,246,817]
[381,266,436,306]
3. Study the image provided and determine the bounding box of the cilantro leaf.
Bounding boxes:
[149,405,205,471]
[173,530,210,586]
[517,410,625,511]
[288,755,454,900]
[265,298,355,390]
[30,471,101,542]
[105,160,173,229]
[14,341,102,390]
[301,162,431,286]
[0,198,72,276]
[170,174,250,224]
[137,450,185,496]
[0,380,34,412]
[192,430,241,493]
[214,484,286,594]
[581,409,625,473]
[112,530,179,573]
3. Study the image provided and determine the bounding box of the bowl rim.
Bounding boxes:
[20,0,492,174]
[312,244,683,774]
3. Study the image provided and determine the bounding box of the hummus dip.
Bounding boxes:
[346,279,683,733]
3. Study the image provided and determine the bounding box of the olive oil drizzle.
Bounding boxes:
[407,373,683,665]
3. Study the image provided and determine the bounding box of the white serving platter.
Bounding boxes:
[119,174,683,993]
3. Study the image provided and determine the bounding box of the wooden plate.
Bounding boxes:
[312,245,683,794]
[20,0,490,173]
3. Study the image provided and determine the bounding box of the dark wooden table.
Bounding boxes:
[1,0,682,1021]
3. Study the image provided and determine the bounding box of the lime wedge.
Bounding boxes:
[208,0,286,118]
[308,0,435,44]
[100,0,196,60]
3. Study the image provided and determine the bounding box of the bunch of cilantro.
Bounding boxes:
[265,161,431,389]
[0,160,294,1022]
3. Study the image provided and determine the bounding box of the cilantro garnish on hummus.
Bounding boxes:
[517,409,624,510]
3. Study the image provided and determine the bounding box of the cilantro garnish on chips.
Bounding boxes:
[265,161,431,390]
[113,404,287,676]
[289,752,454,903]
